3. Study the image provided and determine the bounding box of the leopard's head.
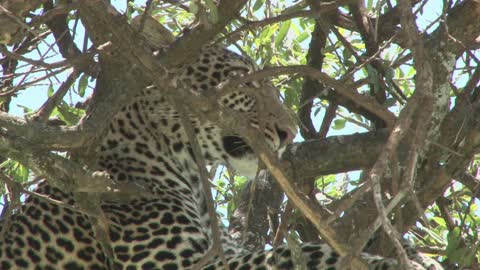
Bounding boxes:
[139,46,296,178]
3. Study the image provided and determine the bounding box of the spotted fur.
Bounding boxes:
[0,46,443,270]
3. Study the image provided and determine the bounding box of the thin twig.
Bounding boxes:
[0,4,51,47]
[32,70,80,122]
[0,66,70,96]
[403,147,429,226]
[436,197,456,231]
[326,183,370,225]
[350,185,410,253]
[225,65,397,128]
[5,30,66,96]
[29,4,74,26]
[163,0,190,12]
[0,45,70,70]
[362,1,435,268]
[221,10,323,43]
[368,128,412,270]
[272,201,293,246]
[317,103,337,138]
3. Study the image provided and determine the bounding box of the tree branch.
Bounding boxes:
[227,65,397,128]
[159,0,248,66]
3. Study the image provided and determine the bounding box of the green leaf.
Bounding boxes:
[384,67,395,89]
[366,64,380,94]
[78,74,89,97]
[47,84,54,97]
[366,64,378,82]
[217,179,226,188]
[227,200,236,220]
[315,175,336,188]
[275,20,291,48]
[189,2,199,14]
[384,97,396,108]
[407,67,416,78]
[17,105,33,114]
[204,0,218,23]
[252,0,264,12]
[422,224,448,244]
[57,102,85,125]
[344,59,355,68]
[343,48,352,61]
[234,175,248,190]
[463,245,477,267]
[446,228,462,260]
[258,25,277,45]
[0,160,29,184]
[366,0,373,9]
[284,88,295,108]
[431,217,446,228]
[16,163,29,183]
[332,119,346,130]
[296,32,309,43]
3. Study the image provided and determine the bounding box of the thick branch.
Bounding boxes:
[158,0,247,67]
[285,130,387,177]
[43,1,94,74]
[0,111,92,149]
[297,14,329,139]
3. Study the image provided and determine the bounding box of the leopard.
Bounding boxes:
[0,44,444,270]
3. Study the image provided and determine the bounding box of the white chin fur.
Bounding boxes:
[227,147,286,179]
[228,155,259,179]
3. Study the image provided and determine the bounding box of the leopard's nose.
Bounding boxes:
[275,125,295,145]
